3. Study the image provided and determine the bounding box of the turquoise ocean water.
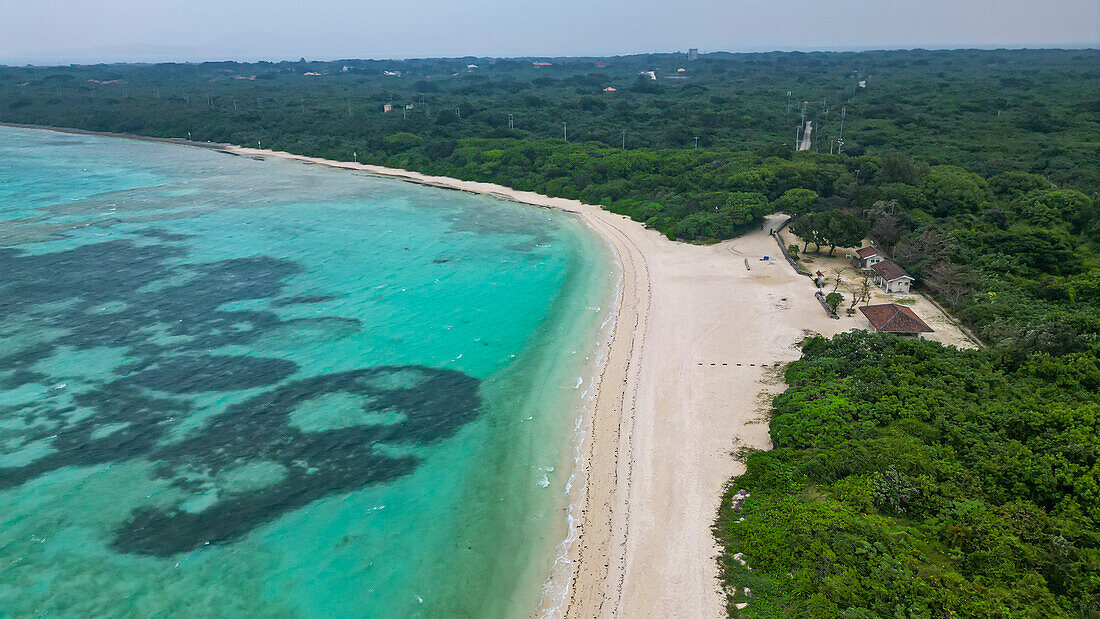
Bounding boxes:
[0,127,616,617]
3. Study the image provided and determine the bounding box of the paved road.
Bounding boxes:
[797,120,812,151]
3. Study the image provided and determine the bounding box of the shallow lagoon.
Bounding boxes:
[0,127,615,617]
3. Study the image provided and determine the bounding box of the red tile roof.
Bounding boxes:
[855,246,883,259]
[871,259,912,281]
[859,304,933,333]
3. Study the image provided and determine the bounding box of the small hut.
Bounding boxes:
[859,304,933,337]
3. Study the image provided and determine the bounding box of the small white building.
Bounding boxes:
[852,246,886,269]
[871,260,914,294]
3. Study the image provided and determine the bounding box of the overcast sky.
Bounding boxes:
[1,0,1096,65]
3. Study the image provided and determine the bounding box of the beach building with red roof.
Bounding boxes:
[871,260,914,294]
[859,304,934,337]
[852,246,886,269]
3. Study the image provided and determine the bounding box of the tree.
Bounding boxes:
[990,171,1052,198]
[919,165,992,216]
[820,212,867,256]
[774,188,818,216]
[825,291,843,311]
[922,262,973,309]
[849,276,873,312]
[827,268,845,294]
[790,212,826,252]
[868,204,905,251]
[722,191,770,226]
[382,132,422,153]
[878,151,927,185]
[1011,189,1095,233]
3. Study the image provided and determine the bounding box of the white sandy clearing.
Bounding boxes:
[778,229,980,349]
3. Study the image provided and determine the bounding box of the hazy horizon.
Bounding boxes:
[3,43,1100,68]
[1,0,1096,66]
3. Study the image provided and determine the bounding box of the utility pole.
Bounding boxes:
[508,113,514,129]
[837,106,846,154]
[693,136,699,149]
[786,90,792,115]
[353,151,357,163]
[232,97,237,112]
[621,129,626,150]
[563,122,567,142]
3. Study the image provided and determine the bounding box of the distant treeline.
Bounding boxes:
[2,48,1097,189]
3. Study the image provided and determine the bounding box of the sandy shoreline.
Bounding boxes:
[212,145,858,618]
[6,124,856,617]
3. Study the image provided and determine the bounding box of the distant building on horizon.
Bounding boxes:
[688,48,699,61]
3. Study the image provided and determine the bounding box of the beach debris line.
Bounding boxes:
[726,488,755,610]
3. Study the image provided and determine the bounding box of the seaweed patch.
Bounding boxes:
[0,237,482,557]
[113,366,480,556]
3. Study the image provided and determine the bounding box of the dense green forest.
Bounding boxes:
[3,48,1099,616]
[716,333,1099,616]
